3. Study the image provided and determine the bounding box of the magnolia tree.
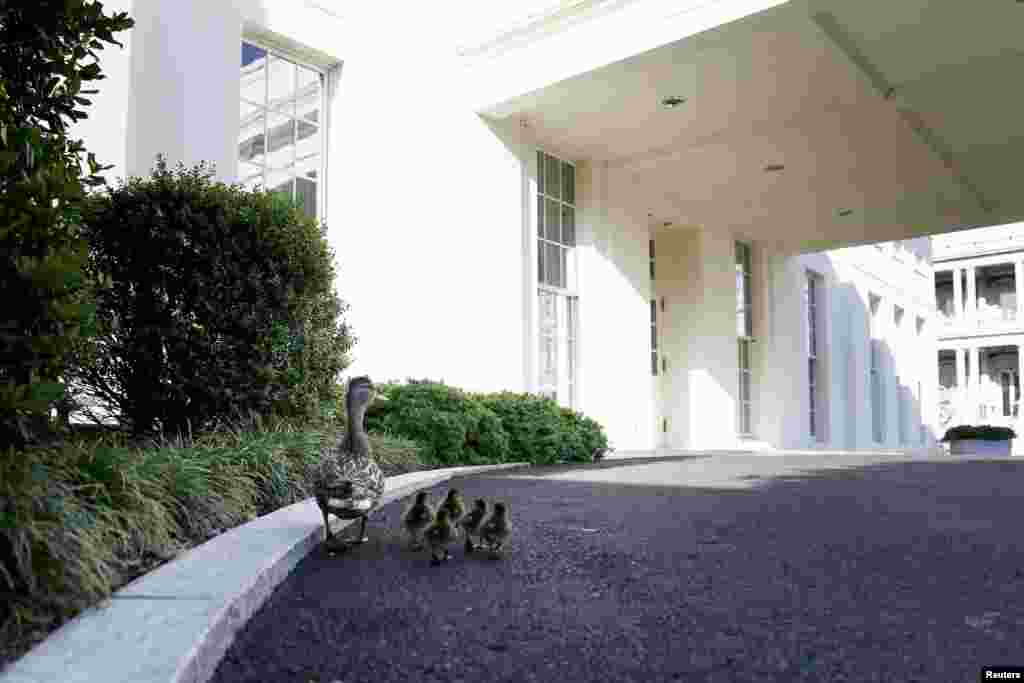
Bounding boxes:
[0,0,133,452]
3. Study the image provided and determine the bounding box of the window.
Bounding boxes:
[239,41,325,219]
[649,239,655,281]
[806,272,824,440]
[869,294,884,444]
[537,151,578,407]
[650,300,658,376]
[736,242,753,435]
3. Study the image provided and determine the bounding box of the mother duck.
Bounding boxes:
[314,376,387,551]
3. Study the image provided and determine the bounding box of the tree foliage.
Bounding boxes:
[0,0,133,452]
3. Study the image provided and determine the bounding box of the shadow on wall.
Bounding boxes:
[814,250,936,450]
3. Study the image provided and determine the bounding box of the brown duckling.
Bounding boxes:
[458,498,488,552]
[438,488,466,531]
[478,502,511,553]
[423,508,456,566]
[402,490,434,551]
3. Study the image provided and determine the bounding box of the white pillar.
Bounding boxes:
[971,346,981,421]
[126,0,242,183]
[1016,261,1023,321]
[967,266,978,322]
[957,347,967,423]
[1016,344,1022,418]
[953,268,963,319]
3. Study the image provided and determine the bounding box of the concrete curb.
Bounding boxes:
[0,462,529,683]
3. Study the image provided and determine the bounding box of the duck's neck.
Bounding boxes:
[344,402,370,456]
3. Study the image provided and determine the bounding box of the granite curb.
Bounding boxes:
[0,462,529,683]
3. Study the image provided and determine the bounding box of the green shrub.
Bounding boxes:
[0,1,133,451]
[365,380,609,466]
[940,424,1016,442]
[478,391,607,464]
[64,158,355,440]
[365,380,509,465]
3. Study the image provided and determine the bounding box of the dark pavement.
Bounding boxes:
[210,454,1024,683]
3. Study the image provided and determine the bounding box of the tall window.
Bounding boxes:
[537,151,578,407]
[239,41,324,219]
[736,242,753,436]
[650,300,658,376]
[894,306,905,444]
[650,239,657,376]
[806,271,824,440]
[869,294,884,443]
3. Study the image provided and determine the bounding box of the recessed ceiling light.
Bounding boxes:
[764,164,785,172]
[661,96,687,109]
[837,208,854,217]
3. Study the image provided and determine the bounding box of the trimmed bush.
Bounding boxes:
[478,391,607,464]
[940,424,1016,442]
[365,380,509,465]
[64,158,355,440]
[365,380,609,466]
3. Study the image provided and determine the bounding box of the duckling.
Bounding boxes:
[402,490,434,551]
[438,488,466,531]
[458,498,488,553]
[423,508,456,566]
[478,502,511,554]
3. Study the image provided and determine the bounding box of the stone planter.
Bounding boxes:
[947,439,1013,456]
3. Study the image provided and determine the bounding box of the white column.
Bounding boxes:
[1016,344,1021,418]
[967,266,978,322]
[953,268,963,319]
[1016,261,1023,321]
[957,347,968,422]
[971,346,982,421]
[126,0,242,182]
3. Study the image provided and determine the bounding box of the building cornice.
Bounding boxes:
[933,245,1024,266]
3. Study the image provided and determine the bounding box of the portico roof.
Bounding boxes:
[461,0,1024,252]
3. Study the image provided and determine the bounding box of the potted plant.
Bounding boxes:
[939,424,1016,456]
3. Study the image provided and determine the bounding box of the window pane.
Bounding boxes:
[295,176,317,218]
[650,300,657,324]
[739,339,749,368]
[265,111,295,169]
[743,273,751,303]
[267,54,296,114]
[545,198,560,243]
[238,112,266,165]
[736,270,745,307]
[737,311,746,338]
[652,351,658,376]
[809,409,816,437]
[537,196,545,237]
[537,242,545,284]
[744,308,752,337]
[546,243,561,288]
[241,42,266,67]
[740,371,750,401]
[559,246,568,289]
[808,358,816,387]
[649,239,655,259]
[537,151,545,195]
[651,324,657,351]
[545,155,561,199]
[296,66,321,123]
[562,162,574,204]
[561,205,575,246]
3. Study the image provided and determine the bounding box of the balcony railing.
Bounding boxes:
[935,303,1019,329]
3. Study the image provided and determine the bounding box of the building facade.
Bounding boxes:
[933,223,1024,453]
[70,0,1021,451]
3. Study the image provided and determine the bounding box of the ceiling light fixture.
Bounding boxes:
[764,164,785,172]
[661,96,687,109]
[837,208,854,217]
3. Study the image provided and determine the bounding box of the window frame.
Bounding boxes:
[736,241,754,437]
[535,150,579,408]
[239,38,329,222]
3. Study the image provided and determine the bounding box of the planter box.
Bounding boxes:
[948,439,1013,456]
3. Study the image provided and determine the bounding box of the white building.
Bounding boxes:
[73,0,1023,452]
[933,223,1024,453]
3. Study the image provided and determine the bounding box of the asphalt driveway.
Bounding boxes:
[210,453,1024,682]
